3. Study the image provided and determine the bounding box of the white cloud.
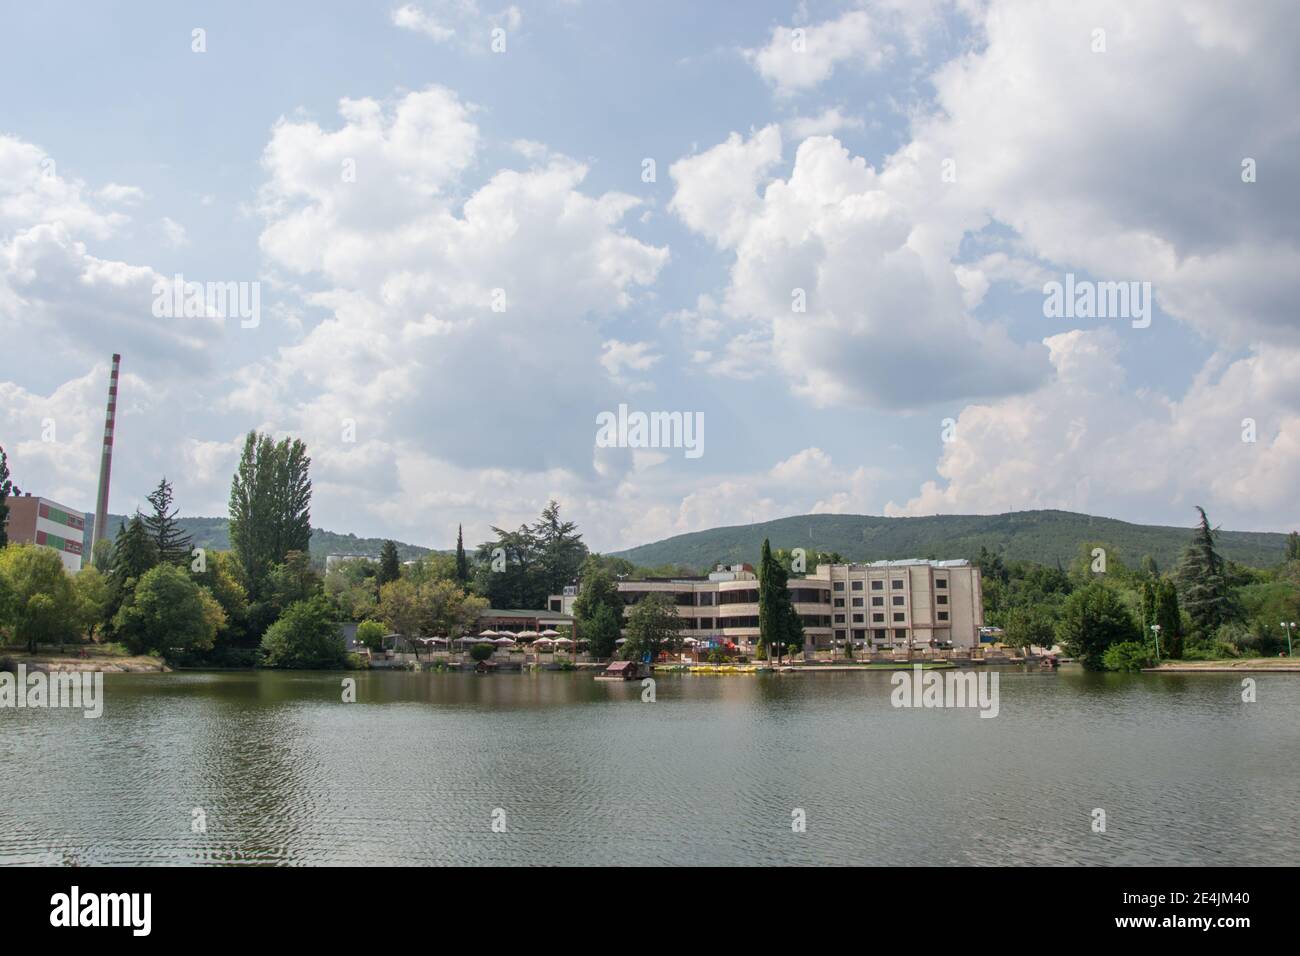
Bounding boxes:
[392,2,523,47]
[159,216,188,247]
[782,107,865,139]
[746,10,885,97]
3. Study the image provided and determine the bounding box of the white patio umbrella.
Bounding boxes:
[552,635,574,644]
[515,630,541,641]
[539,629,561,637]
[477,629,500,638]
[615,637,628,644]
[493,636,516,645]
[533,635,555,643]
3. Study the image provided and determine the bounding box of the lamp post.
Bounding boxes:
[1150,623,1162,662]
[1281,621,1296,658]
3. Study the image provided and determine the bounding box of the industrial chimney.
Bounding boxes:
[91,354,120,546]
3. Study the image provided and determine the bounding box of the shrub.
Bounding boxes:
[1102,641,1154,672]
[469,642,495,662]
[355,619,387,651]
[113,564,221,657]
[260,595,347,669]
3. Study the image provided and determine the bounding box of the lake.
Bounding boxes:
[1,667,1295,865]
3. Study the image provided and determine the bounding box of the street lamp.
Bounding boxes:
[1281,621,1296,657]
[1150,623,1162,662]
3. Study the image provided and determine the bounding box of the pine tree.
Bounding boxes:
[106,515,158,625]
[1175,506,1241,639]
[143,477,193,565]
[378,540,401,585]
[0,445,13,548]
[455,524,469,584]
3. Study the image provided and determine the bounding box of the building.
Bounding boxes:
[325,553,379,571]
[3,494,87,571]
[579,560,983,654]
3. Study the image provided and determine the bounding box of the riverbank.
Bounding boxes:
[1143,657,1300,673]
[0,650,170,673]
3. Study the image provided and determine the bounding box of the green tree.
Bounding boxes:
[91,538,112,573]
[228,431,312,599]
[1056,581,1139,670]
[533,500,588,599]
[455,524,469,584]
[106,515,157,627]
[259,595,345,669]
[621,592,680,662]
[758,538,802,663]
[192,550,251,647]
[112,564,222,656]
[585,602,622,660]
[378,540,401,586]
[1002,605,1054,654]
[0,445,17,549]
[1287,532,1300,562]
[143,477,193,565]
[1102,641,1154,672]
[573,559,623,639]
[1176,506,1242,639]
[355,619,387,651]
[1153,578,1184,659]
[73,566,111,642]
[469,642,495,663]
[325,557,379,621]
[0,545,78,652]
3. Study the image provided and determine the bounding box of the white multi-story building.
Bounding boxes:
[593,560,983,653]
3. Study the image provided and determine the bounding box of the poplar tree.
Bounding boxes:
[228,431,313,598]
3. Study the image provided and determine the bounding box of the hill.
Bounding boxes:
[82,515,434,564]
[607,510,1291,572]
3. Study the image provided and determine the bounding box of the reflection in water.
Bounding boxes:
[0,667,1296,865]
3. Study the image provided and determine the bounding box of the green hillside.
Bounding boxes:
[83,515,435,564]
[608,510,1291,572]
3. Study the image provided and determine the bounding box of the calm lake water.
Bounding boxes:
[1,667,1296,866]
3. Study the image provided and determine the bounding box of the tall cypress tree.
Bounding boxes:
[1154,578,1183,659]
[143,477,193,565]
[758,538,801,664]
[0,445,15,549]
[455,524,469,584]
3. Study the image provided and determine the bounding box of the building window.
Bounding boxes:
[892,595,905,606]
[891,579,904,590]
[698,592,715,606]
[894,628,907,641]
[852,597,863,607]
[833,582,845,591]
[936,578,947,589]
[937,594,948,605]
[872,613,884,623]
[834,597,845,608]
[852,614,864,623]
[893,613,905,622]
[937,611,949,622]
[699,618,712,629]
[549,599,561,612]
[871,580,883,591]
[851,580,863,591]
[834,614,845,624]
[835,629,846,640]
[872,596,883,607]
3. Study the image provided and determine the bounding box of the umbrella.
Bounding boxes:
[539,629,561,637]
[515,630,541,641]
[477,630,500,638]
[682,637,699,645]
[615,637,628,644]
[495,630,518,639]
[552,635,574,644]
[493,636,516,645]
[533,636,555,645]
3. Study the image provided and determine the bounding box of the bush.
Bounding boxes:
[1102,641,1154,672]
[113,564,221,657]
[260,596,347,669]
[469,642,495,662]
[345,652,369,670]
[355,619,386,651]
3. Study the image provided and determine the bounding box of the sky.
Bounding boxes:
[1,0,1297,554]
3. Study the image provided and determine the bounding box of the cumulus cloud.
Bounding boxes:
[746,9,885,97]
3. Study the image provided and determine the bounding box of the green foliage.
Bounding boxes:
[584,602,622,660]
[112,563,222,656]
[73,566,111,641]
[0,545,78,651]
[473,500,588,610]
[355,619,387,651]
[259,595,345,669]
[455,525,469,584]
[91,538,112,573]
[378,540,401,586]
[621,592,681,662]
[143,477,193,566]
[572,557,624,659]
[469,642,495,662]
[758,538,803,663]
[324,556,379,620]
[1176,506,1244,639]
[228,430,312,600]
[1102,641,1154,672]
[1056,581,1140,670]
[191,550,251,647]
[1002,605,1054,652]
[106,515,158,627]
[0,444,15,548]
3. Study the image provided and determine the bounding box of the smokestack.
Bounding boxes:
[92,354,120,546]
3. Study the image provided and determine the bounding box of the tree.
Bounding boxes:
[533,500,588,598]
[1176,506,1242,639]
[455,524,469,584]
[378,540,401,586]
[112,564,221,656]
[192,550,251,647]
[325,557,379,621]
[0,545,78,652]
[355,619,387,652]
[585,602,622,660]
[1153,578,1184,659]
[73,566,111,642]
[1002,605,1054,654]
[142,477,193,565]
[757,538,802,664]
[573,559,622,633]
[469,642,495,663]
[0,444,17,549]
[106,515,158,629]
[91,538,112,573]
[621,592,680,662]
[259,595,345,669]
[1056,581,1139,670]
[377,579,425,643]
[228,430,312,599]
[1102,641,1154,672]
[1287,531,1300,562]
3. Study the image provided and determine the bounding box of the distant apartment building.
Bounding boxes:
[586,560,983,653]
[3,494,86,571]
[325,553,379,571]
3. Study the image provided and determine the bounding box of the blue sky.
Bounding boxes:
[1,0,1297,552]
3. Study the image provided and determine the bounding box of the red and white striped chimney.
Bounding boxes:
[92,353,120,546]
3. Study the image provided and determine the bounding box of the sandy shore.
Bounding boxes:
[1144,658,1300,673]
[0,652,170,673]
